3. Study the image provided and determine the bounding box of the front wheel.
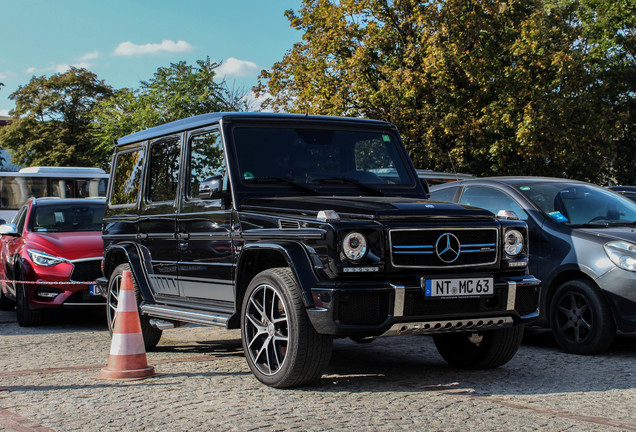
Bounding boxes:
[107,263,162,350]
[549,279,615,354]
[0,284,15,311]
[241,268,333,388]
[15,268,42,327]
[433,326,524,369]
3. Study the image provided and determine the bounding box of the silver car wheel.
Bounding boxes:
[243,282,290,376]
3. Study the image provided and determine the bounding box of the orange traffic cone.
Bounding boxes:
[98,270,156,380]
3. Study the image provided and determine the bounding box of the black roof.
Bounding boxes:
[116,112,394,146]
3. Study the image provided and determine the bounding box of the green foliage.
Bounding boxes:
[93,58,251,168]
[256,0,635,184]
[0,68,113,167]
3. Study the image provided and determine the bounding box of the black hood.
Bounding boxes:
[240,196,494,221]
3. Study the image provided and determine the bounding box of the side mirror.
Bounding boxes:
[198,175,223,200]
[0,223,19,236]
[420,178,430,197]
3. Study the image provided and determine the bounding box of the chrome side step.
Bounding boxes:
[141,304,230,327]
[380,316,514,337]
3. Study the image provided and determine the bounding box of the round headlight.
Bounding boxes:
[343,232,367,261]
[504,230,524,257]
[604,241,636,272]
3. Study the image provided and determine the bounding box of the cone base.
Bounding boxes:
[97,365,156,381]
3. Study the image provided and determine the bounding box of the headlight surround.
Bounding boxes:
[27,249,68,267]
[342,232,367,262]
[503,229,524,257]
[604,241,636,272]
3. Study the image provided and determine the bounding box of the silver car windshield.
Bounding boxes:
[518,183,636,227]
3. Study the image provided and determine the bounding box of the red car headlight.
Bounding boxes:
[26,249,69,267]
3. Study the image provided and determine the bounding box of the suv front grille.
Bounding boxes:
[390,228,498,268]
[70,259,102,282]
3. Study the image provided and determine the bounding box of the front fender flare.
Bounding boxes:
[237,241,320,307]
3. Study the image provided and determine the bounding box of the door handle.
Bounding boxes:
[175,233,190,240]
[137,233,148,240]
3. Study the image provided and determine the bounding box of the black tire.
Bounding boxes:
[0,285,15,311]
[433,326,525,369]
[107,263,162,351]
[241,268,333,388]
[549,279,615,354]
[15,267,42,327]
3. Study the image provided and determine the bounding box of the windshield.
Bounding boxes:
[31,203,105,232]
[232,126,415,190]
[518,183,636,227]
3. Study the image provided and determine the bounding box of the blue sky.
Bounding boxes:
[0,0,303,116]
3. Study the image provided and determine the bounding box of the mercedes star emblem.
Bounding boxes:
[435,233,461,263]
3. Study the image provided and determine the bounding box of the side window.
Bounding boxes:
[430,186,459,203]
[188,131,225,200]
[459,186,528,220]
[148,138,181,203]
[14,206,27,234]
[110,148,145,206]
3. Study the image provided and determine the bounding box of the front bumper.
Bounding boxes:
[307,275,540,337]
[596,266,636,332]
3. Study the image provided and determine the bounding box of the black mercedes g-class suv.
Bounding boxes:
[98,113,540,388]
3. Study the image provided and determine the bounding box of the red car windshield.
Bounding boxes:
[31,203,105,233]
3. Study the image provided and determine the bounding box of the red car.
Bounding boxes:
[0,197,106,326]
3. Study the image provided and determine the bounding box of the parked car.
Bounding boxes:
[430,177,636,354]
[0,197,106,326]
[97,112,540,388]
[608,185,636,202]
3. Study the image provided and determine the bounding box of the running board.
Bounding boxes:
[141,304,230,327]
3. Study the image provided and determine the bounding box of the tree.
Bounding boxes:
[0,68,113,167]
[578,0,636,184]
[256,0,633,184]
[93,58,252,168]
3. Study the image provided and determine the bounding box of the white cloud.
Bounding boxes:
[79,50,100,61]
[216,57,259,77]
[24,61,95,76]
[112,39,194,57]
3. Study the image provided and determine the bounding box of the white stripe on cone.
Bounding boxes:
[118,283,138,312]
[110,332,146,356]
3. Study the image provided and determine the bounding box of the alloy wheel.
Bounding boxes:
[107,274,121,331]
[554,291,592,344]
[243,283,290,376]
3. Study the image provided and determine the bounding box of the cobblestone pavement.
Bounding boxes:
[1,308,635,432]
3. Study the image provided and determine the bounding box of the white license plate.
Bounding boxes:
[422,277,493,298]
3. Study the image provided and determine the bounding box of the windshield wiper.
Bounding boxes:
[247,176,319,195]
[571,221,636,228]
[310,177,384,196]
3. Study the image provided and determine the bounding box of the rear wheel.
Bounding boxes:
[107,263,162,350]
[549,279,615,354]
[241,268,333,388]
[433,326,524,369]
[15,268,42,327]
